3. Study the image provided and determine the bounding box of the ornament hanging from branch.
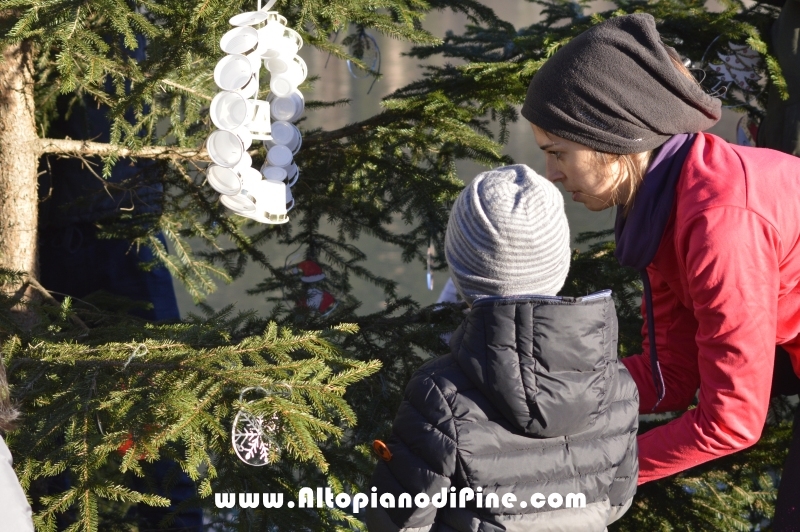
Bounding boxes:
[291,259,327,283]
[206,0,306,224]
[347,31,381,79]
[708,42,763,94]
[232,387,282,466]
[298,287,339,317]
[345,29,381,93]
[694,37,765,104]
[283,247,340,317]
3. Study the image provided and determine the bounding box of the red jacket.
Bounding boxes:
[621,132,800,484]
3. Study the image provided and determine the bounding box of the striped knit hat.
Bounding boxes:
[445,165,571,303]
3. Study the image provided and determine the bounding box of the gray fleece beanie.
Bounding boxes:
[445,165,571,303]
[521,14,721,154]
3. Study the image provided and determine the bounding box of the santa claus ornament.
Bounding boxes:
[291,259,326,283]
[299,288,339,317]
[284,257,339,317]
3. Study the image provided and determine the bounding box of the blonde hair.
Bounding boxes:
[592,151,652,215]
[665,47,697,82]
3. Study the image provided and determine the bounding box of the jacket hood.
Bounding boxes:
[450,290,618,437]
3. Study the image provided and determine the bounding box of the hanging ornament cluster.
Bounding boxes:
[708,42,763,93]
[232,387,281,466]
[206,0,306,224]
[291,260,339,316]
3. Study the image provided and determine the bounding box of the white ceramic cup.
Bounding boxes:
[220,26,259,55]
[270,90,304,122]
[240,167,264,190]
[269,56,307,97]
[254,14,286,57]
[207,129,246,168]
[239,180,271,212]
[234,151,253,171]
[240,99,272,138]
[231,126,254,149]
[210,91,251,130]
[260,27,302,60]
[266,144,293,168]
[229,10,269,27]
[213,54,255,92]
[258,179,289,217]
[261,164,299,187]
[211,95,271,138]
[265,54,290,74]
[284,163,299,186]
[263,11,287,27]
[220,192,256,214]
[267,121,301,153]
[207,165,242,196]
[247,179,289,224]
[261,165,287,182]
[239,75,259,99]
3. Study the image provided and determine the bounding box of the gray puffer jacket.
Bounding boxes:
[366,291,638,532]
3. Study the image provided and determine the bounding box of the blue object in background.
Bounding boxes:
[39,223,180,322]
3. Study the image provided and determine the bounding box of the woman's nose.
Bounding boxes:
[545,162,564,183]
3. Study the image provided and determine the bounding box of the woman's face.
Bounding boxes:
[530,124,619,212]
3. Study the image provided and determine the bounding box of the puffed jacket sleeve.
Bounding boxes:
[365,367,456,532]
[0,435,34,532]
[632,207,780,484]
[605,364,638,525]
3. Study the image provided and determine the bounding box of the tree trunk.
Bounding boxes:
[0,41,39,284]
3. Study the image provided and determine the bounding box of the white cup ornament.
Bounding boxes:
[206,0,305,225]
[270,89,304,122]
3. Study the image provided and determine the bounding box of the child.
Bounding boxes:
[365,164,638,532]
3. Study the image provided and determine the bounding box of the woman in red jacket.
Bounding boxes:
[521,13,800,530]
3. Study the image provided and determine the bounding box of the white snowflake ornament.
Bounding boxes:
[232,387,281,466]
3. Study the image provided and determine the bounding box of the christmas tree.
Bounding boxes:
[0,0,792,530]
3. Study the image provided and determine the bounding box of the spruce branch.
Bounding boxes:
[157,79,214,102]
[37,138,209,161]
[37,113,404,160]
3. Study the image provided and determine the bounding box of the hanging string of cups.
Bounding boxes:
[206,0,306,224]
